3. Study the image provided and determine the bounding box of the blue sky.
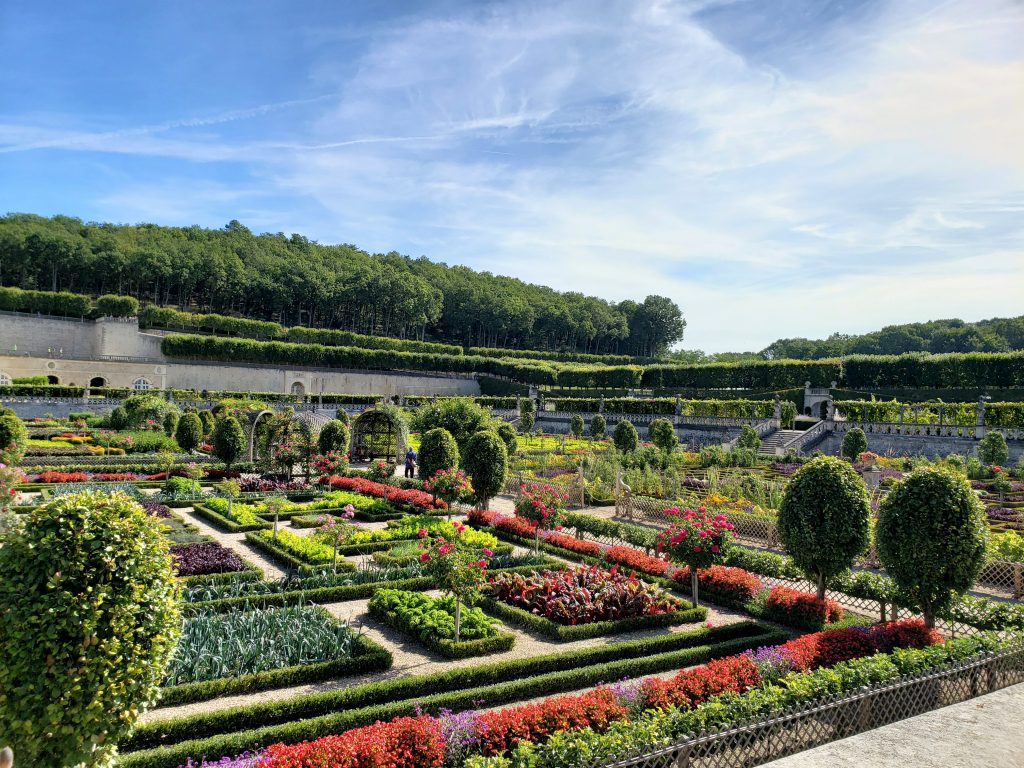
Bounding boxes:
[1,0,1022,352]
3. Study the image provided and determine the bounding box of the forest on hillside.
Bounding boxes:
[0,214,685,357]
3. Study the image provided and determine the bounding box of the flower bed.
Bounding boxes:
[171,542,246,577]
[263,715,443,768]
[247,528,355,571]
[368,589,515,658]
[485,565,703,639]
[602,544,669,576]
[306,489,400,520]
[193,499,273,532]
[320,474,445,512]
[672,565,764,603]
[762,584,844,628]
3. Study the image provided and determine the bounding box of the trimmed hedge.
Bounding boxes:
[0,285,91,317]
[157,634,392,707]
[120,621,783,761]
[243,531,356,573]
[191,503,272,533]
[479,595,705,640]
[550,397,774,418]
[642,359,842,390]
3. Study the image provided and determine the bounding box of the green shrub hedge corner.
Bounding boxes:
[191,503,273,533]
[479,596,705,641]
[243,531,356,573]
[178,564,264,586]
[119,621,784,762]
[368,592,516,659]
[157,634,392,708]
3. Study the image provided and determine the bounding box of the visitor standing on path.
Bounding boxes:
[404,447,417,478]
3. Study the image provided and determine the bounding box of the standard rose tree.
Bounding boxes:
[419,522,491,642]
[515,482,569,553]
[424,468,474,520]
[657,506,735,606]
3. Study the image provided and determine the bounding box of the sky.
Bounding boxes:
[1,0,1022,353]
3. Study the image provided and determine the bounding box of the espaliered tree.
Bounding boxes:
[876,468,988,628]
[778,456,871,600]
[648,418,677,453]
[212,416,246,469]
[418,427,460,481]
[174,411,203,453]
[0,491,180,767]
[613,419,639,453]
[463,430,509,509]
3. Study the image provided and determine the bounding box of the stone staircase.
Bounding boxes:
[758,429,803,455]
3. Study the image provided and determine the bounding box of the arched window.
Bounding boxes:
[90,376,106,388]
[133,377,152,391]
[47,374,59,385]
[291,382,306,396]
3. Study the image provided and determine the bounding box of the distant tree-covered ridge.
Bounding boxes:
[0,213,685,357]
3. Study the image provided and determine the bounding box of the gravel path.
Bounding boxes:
[175,506,286,580]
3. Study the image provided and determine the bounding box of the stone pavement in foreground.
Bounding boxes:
[763,682,1024,768]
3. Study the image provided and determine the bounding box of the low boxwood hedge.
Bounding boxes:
[191,503,272,533]
[178,564,263,587]
[243,531,356,573]
[121,620,781,760]
[157,634,392,707]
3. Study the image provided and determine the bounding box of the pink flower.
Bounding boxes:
[710,545,720,553]
[417,528,428,538]
[420,552,429,563]
[706,621,714,629]
[482,548,493,557]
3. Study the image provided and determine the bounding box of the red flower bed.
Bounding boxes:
[467,509,502,526]
[495,515,539,538]
[263,715,443,768]
[603,545,669,576]
[545,531,602,557]
[36,471,90,483]
[489,565,679,625]
[673,565,763,603]
[321,475,445,511]
[782,627,877,671]
[93,472,139,481]
[764,585,843,626]
[475,688,627,756]
[639,653,761,710]
[870,619,943,652]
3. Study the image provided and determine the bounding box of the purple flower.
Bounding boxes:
[178,752,266,768]
[744,644,798,681]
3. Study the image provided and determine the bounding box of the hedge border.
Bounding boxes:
[368,591,516,659]
[243,530,356,573]
[120,621,782,761]
[191,502,272,533]
[158,633,392,708]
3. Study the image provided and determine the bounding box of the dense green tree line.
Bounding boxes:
[0,213,685,356]
[762,316,1024,359]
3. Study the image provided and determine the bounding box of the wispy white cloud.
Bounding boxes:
[2,0,1022,351]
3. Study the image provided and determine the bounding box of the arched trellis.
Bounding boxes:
[244,409,276,463]
[350,407,407,464]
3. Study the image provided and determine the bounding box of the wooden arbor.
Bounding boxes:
[350,407,406,464]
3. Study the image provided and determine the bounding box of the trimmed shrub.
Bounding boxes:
[612,419,639,453]
[0,412,28,463]
[162,409,180,437]
[0,491,180,767]
[841,427,868,460]
[590,413,606,440]
[778,456,870,599]
[876,468,988,627]
[418,427,460,481]
[649,417,677,453]
[569,413,585,438]
[464,430,509,508]
[978,431,1009,466]
[175,412,204,453]
[737,424,760,450]
[212,416,246,469]
[318,419,351,455]
[94,294,140,317]
[493,421,518,457]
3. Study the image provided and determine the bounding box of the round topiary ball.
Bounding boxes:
[612,419,639,453]
[463,430,509,508]
[841,427,868,461]
[418,427,460,481]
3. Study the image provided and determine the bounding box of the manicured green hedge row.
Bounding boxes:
[468,346,641,365]
[0,285,92,317]
[191,503,272,533]
[844,351,1024,389]
[642,359,842,390]
[178,565,263,587]
[835,398,1024,427]
[157,634,392,708]
[479,596,704,640]
[243,531,356,573]
[120,621,783,761]
[549,397,775,418]
[368,592,516,659]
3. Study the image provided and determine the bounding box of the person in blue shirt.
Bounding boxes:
[404,447,417,478]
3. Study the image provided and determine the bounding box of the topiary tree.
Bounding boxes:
[876,468,988,628]
[162,409,180,437]
[648,418,677,454]
[841,427,868,461]
[175,411,203,453]
[613,419,639,453]
[737,424,760,450]
[778,455,871,600]
[780,400,798,429]
[199,409,215,436]
[212,415,246,469]
[657,506,735,607]
[569,413,584,439]
[318,419,351,455]
[418,427,460,481]
[493,421,518,457]
[334,408,350,426]
[590,413,606,440]
[0,412,28,464]
[978,431,1009,467]
[519,411,534,434]
[463,430,509,509]
[108,405,129,431]
[412,398,494,451]
[0,491,180,767]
